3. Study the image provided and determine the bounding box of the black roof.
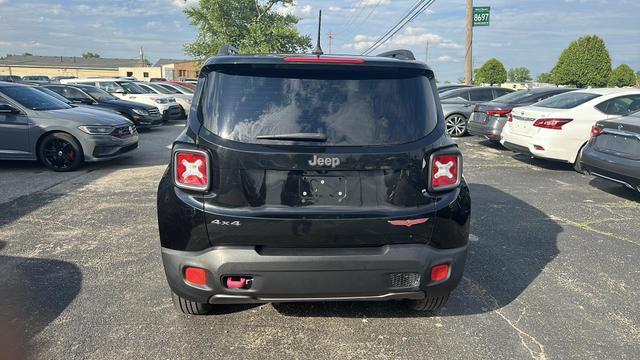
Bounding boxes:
[0,55,141,69]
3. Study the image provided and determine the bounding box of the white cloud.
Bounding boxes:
[435,55,451,62]
[172,0,198,8]
[277,3,313,18]
[361,0,390,6]
[328,6,342,11]
[353,34,371,42]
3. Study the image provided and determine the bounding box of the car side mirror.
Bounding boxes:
[112,89,126,94]
[79,98,96,105]
[0,104,19,114]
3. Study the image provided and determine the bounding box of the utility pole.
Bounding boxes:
[465,0,473,84]
[327,32,335,54]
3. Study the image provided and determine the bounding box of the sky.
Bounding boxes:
[0,0,638,82]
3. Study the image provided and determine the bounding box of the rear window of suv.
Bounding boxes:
[200,66,438,146]
[535,91,600,109]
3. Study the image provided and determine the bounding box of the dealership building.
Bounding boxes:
[0,55,198,81]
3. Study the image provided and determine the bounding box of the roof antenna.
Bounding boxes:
[312,10,324,56]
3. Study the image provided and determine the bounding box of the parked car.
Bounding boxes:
[581,110,640,192]
[51,76,76,82]
[21,75,50,84]
[167,80,196,91]
[437,84,471,93]
[180,78,198,85]
[468,87,576,142]
[501,88,640,172]
[0,81,138,171]
[44,84,164,128]
[150,78,167,82]
[0,75,22,82]
[61,78,183,122]
[137,82,190,115]
[440,86,514,137]
[158,47,470,315]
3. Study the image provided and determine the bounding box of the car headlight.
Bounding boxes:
[78,125,114,135]
[153,97,169,104]
[132,108,148,116]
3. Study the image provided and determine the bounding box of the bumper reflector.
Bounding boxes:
[184,267,207,286]
[431,264,450,282]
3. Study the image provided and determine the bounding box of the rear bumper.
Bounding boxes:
[467,118,505,140]
[581,145,640,191]
[162,244,467,304]
[501,127,577,163]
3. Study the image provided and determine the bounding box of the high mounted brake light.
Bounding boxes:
[283,57,365,64]
[429,153,462,191]
[174,149,209,191]
[533,118,573,130]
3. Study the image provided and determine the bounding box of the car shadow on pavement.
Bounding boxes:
[273,184,561,318]
[588,178,640,202]
[510,153,575,172]
[0,240,83,356]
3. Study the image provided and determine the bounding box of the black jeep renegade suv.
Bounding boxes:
[157,47,470,315]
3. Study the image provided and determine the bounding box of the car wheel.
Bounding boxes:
[37,133,84,172]
[171,291,213,315]
[405,294,449,312]
[445,114,468,137]
[574,144,586,174]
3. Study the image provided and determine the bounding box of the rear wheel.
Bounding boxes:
[405,294,449,312]
[445,114,468,137]
[171,291,213,315]
[37,133,83,172]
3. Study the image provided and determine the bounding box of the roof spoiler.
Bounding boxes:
[217,45,240,56]
[376,49,415,61]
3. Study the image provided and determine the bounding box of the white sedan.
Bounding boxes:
[501,88,640,172]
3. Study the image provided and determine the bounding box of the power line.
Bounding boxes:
[344,0,386,39]
[336,0,369,36]
[361,0,436,55]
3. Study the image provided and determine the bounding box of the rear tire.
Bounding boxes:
[405,294,449,312]
[445,114,468,137]
[171,291,213,315]
[573,144,586,174]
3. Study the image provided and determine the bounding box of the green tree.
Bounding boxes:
[608,64,636,87]
[82,52,101,59]
[551,35,611,87]
[635,70,640,87]
[22,52,33,56]
[183,0,311,59]
[507,67,532,82]
[476,58,507,85]
[537,72,553,83]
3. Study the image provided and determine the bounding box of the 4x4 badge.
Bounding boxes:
[388,218,429,227]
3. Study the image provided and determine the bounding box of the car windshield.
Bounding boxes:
[535,91,601,109]
[0,85,71,110]
[172,84,194,94]
[157,84,182,94]
[34,87,71,104]
[117,81,146,94]
[147,84,173,94]
[201,66,438,146]
[84,87,117,101]
[493,90,537,104]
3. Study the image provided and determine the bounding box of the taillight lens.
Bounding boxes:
[533,118,573,130]
[591,125,603,138]
[487,109,511,117]
[507,113,513,122]
[174,150,209,191]
[429,154,461,191]
[283,57,365,64]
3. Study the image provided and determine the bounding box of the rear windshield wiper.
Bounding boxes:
[255,133,328,142]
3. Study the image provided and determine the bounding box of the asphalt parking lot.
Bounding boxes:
[1,122,638,360]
